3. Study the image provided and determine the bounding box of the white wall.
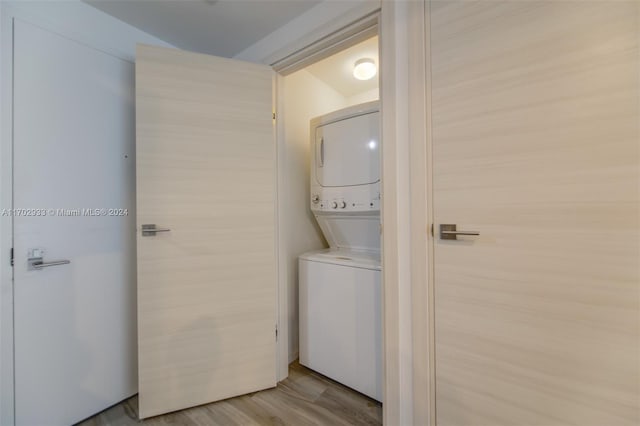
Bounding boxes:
[0,2,173,424]
[347,87,380,106]
[281,69,350,362]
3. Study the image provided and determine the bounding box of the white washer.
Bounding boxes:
[299,249,382,401]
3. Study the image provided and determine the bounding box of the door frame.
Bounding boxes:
[0,7,13,426]
[406,2,434,425]
[379,1,433,424]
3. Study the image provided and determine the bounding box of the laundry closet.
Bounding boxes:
[278,35,382,400]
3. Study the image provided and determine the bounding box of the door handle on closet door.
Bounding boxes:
[440,224,480,240]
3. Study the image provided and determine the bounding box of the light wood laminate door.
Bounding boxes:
[136,45,276,419]
[431,2,639,425]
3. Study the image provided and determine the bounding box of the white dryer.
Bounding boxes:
[299,101,382,401]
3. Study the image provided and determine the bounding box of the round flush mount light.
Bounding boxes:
[353,58,377,81]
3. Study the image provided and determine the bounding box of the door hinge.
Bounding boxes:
[272,112,276,120]
[430,223,434,237]
[275,325,278,341]
[10,248,13,266]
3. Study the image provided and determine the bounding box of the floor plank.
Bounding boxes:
[76,362,382,426]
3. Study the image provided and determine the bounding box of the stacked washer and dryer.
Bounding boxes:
[299,101,382,402]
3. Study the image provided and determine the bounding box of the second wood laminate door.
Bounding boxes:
[135,45,276,419]
[431,2,639,425]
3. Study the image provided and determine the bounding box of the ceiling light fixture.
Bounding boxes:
[353,58,377,81]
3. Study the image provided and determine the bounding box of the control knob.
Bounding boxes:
[339,201,346,209]
[331,201,338,209]
[311,194,320,204]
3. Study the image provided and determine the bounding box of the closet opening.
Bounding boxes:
[276,32,382,409]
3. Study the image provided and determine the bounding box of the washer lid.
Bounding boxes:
[299,249,381,270]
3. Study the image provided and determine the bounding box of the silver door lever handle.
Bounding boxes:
[440,224,480,240]
[441,230,480,236]
[33,260,71,268]
[28,258,70,270]
[142,224,171,236]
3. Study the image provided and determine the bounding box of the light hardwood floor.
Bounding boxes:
[77,362,382,426]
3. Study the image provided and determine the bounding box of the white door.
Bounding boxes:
[13,20,137,425]
[431,2,639,425]
[135,45,277,419]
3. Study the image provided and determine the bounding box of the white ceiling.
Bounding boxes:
[84,0,321,58]
[305,36,378,98]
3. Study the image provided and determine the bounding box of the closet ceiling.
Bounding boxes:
[305,36,379,98]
